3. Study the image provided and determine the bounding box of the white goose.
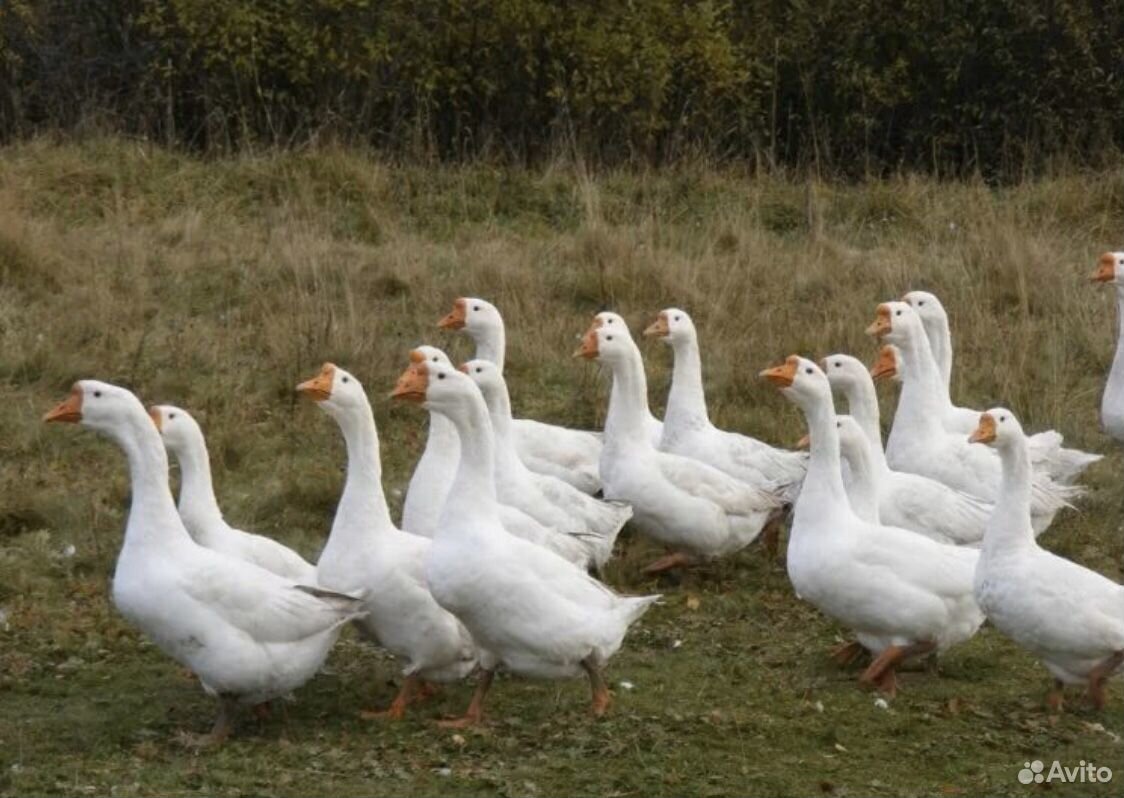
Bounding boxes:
[149,405,318,583]
[969,407,1123,710]
[902,289,1100,483]
[761,358,984,695]
[401,346,461,538]
[822,353,995,544]
[389,356,658,726]
[1092,252,1124,442]
[44,381,364,743]
[462,358,630,569]
[577,313,780,572]
[297,364,478,719]
[871,301,1079,528]
[438,297,603,493]
[645,308,806,506]
[798,415,881,525]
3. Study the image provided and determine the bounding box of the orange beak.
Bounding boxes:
[409,349,427,365]
[1091,252,1116,283]
[969,413,997,444]
[866,304,893,337]
[573,326,600,359]
[870,346,898,382]
[43,386,83,424]
[644,312,670,338]
[296,363,336,401]
[438,298,467,330]
[391,363,429,403]
[760,355,800,388]
[795,433,810,450]
[148,406,163,431]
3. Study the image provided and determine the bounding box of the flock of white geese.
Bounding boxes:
[41,257,1124,745]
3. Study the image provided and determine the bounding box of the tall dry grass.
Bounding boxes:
[1,138,1121,579]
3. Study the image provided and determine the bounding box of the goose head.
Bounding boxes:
[644,307,695,345]
[459,358,504,403]
[1091,252,1124,285]
[835,415,870,461]
[296,362,368,419]
[760,355,831,412]
[148,405,206,456]
[866,300,922,348]
[412,345,454,368]
[821,353,873,393]
[574,312,637,366]
[869,345,901,383]
[44,380,153,442]
[438,297,502,337]
[390,354,477,417]
[968,407,1025,449]
[901,290,947,327]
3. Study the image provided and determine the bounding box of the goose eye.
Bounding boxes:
[674,315,680,321]
[438,373,445,380]
[918,300,925,306]
[804,367,813,374]
[834,361,841,368]
[342,376,349,383]
[607,318,614,324]
[999,415,1006,422]
[93,390,102,398]
[606,335,613,341]
[169,412,176,419]
[895,310,902,316]
[473,305,480,311]
[431,357,438,362]
[475,367,482,373]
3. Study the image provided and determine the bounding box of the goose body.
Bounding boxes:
[1092,253,1124,442]
[390,356,658,725]
[44,381,363,741]
[761,358,984,693]
[902,290,1101,483]
[298,364,477,715]
[579,313,780,568]
[150,405,317,583]
[646,308,806,504]
[439,297,606,493]
[969,408,1124,708]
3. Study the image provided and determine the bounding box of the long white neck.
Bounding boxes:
[982,436,1036,558]
[664,333,711,430]
[604,344,656,450]
[480,380,533,480]
[924,313,954,396]
[440,391,501,529]
[837,379,889,474]
[890,328,947,441]
[473,325,506,373]
[839,431,881,524]
[796,391,850,515]
[170,432,225,539]
[322,400,395,559]
[1110,290,1124,377]
[113,414,193,550]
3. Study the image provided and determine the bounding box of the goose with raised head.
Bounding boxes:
[149,405,317,583]
[969,408,1123,710]
[462,358,630,569]
[438,297,603,493]
[389,356,658,726]
[44,381,364,744]
[644,308,806,505]
[297,363,478,719]
[1092,252,1124,443]
[870,301,1079,529]
[761,357,984,695]
[577,312,780,573]
[902,289,1100,483]
[822,352,995,544]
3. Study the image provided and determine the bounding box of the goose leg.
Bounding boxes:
[642,551,693,575]
[416,679,441,701]
[1046,679,1065,712]
[760,515,783,559]
[187,695,237,747]
[830,640,867,667]
[581,657,612,717]
[1086,651,1124,710]
[360,674,419,721]
[859,641,935,695]
[437,669,495,728]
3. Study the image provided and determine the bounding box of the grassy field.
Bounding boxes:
[1,138,1123,797]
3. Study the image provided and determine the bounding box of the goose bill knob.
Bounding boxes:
[391,363,429,403]
[643,312,670,337]
[1092,252,1116,283]
[147,406,163,430]
[869,346,898,381]
[438,298,467,330]
[759,356,799,388]
[968,413,997,444]
[865,304,893,337]
[43,386,83,424]
[296,363,336,402]
[573,326,600,359]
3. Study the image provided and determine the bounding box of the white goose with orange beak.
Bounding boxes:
[149,405,318,583]
[438,297,603,494]
[578,312,780,573]
[1092,252,1124,442]
[902,289,1101,483]
[43,380,365,744]
[389,354,659,727]
[870,301,1080,529]
[645,307,807,509]
[762,357,984,696]
[297,363,478,720]
[969,407,1124,711]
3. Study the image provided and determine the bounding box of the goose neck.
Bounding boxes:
[982,438,1036,557]
[604,346,655,450]
[798,393,850,512]
[481,383,530,478]
[441,393,500,526]
[665,335,710,429]
[840,381,889,474]
[892,330,945,438]
[171,436,225,539]
[474,327,506,373]
[114,415,192,549]
[326,403,395,553]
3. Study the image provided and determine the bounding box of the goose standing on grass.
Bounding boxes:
[644,307,806,513]
[44,381,364,744]
[969,408,1124,710]
[438,297,603,493]
[760,358,984,695]
[901,289,1100,483]
[389,355,658,726]
[401,346,461,538]
[821,353,994,544]
[462,358,630,569]
[149,405,318,583]
[1091,252,1124,442]
[870,301,1080,529]
[297,363,477,719]
[577,313,780,573]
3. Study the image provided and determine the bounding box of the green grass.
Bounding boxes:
[1,139,1122,796]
